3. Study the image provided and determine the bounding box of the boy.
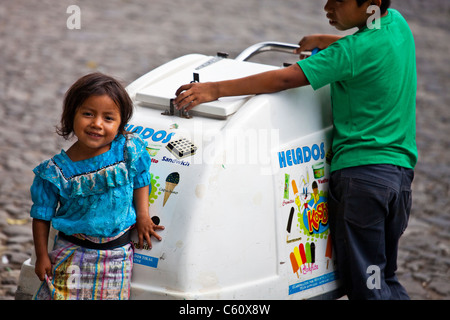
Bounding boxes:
[174,0,416,300]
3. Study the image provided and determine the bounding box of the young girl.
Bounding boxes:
[30,72,164,300]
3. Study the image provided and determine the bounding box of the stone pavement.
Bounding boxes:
[0,0,449,299]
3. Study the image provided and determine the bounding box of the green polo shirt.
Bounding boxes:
[298,9,417,172]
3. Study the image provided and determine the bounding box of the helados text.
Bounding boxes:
[124,124,175,143]
[278,142,325,168]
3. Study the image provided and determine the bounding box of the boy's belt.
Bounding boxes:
[58,229,132,250]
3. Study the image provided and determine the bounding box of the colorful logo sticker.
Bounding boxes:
[302,186,329,235]
[290,175,329,237]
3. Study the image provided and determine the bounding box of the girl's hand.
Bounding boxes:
[32,218,52,281]
[35,254,52,282]
[136,214,164,249]
[134,186,164,249]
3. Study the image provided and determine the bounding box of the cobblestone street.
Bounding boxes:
[0,0,449,300]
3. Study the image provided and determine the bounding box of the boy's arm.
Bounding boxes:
[295,34,343,53]
[174,63,309,111]
[134,185,164,249]
[295,34,343,60]
[32,218,52,281]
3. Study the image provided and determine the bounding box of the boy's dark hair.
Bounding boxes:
[57,72,133,139]
[356,0,391,14]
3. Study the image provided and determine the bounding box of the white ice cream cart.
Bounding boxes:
[16,42,342,300]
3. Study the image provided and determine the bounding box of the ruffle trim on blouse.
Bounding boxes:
[32,134,150,199]
[124,133,150,180]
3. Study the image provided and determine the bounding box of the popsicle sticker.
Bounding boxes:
[299,243,307,266]
[325,235,333,269]
[290,252,300,278]
[305,243,311,267]
[304,243,316,268]
[289,242,315,278]
[163,172,180,206]
[286,207,294,233]
[290,179,310,238]
[292,179,299,197]
[284,174,290,199]
[286,207,302,243]
[290,245,304,278]
[292,179,302,212]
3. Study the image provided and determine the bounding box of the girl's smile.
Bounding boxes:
[68,94,121,161]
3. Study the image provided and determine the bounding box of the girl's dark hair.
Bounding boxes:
[356,0,391,14]
[57,72,133,139]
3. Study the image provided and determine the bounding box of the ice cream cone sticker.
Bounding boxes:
[163,172,180,206]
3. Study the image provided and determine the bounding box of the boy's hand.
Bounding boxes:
[296,35,322,59]
[35,255,52,282]
[136,214,164,249]
[174,82,219,111]
[295,34,343,59]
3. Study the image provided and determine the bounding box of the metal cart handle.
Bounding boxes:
[235,41,300,62]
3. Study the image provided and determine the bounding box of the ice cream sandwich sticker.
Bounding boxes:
[166,138,197,159]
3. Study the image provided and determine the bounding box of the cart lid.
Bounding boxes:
[135,56,277,119]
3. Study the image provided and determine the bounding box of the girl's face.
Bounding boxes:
[324,0,371,30]
[72,94,121,158]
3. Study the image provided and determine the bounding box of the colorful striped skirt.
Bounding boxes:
[33,235,133,300]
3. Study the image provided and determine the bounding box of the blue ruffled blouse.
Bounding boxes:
[30,133,151,237]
